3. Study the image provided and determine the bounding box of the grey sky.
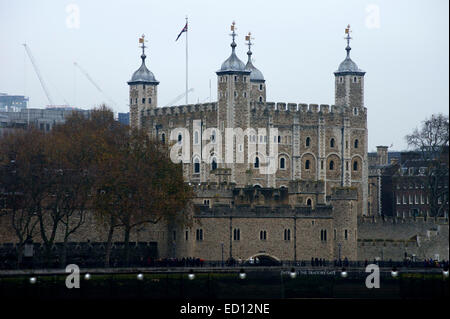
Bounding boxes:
[0,0,448,151]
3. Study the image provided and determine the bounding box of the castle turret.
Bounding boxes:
[215,22,251,184]
[334,25,365,110]
[128,34,159,129]
[244,32,266,103]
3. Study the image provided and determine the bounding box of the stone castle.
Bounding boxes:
[124,23,447,262]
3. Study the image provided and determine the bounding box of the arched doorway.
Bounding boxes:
[244,253,281,266]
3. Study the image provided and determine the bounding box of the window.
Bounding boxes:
[346,162,349,171]
[284,229,291,241]
[305,160,310,170]
[203,199,210,205]
[143,84,146,90]
[397,195,401,205]
[278,136,281,143]
[234,76,238,82]
[306,198,312,206]
[254,156,260,168]
[233,228,240,241]
[354,139,359,148]
[353,76,357,83]
[149,97,152,104]
[142,98,146,104]
[415,194,418,204]
[353,107,358,115]
[260,230,267,241]
[259,84,263,91]
[194,157,200,173]
[161,133,165,144]
[330,138,335,148]
[353,161,358,171]
[321,160,324,170]
[177,133,182,144]
[344,229,348,240]
[346,141,348,149]
[334,229,337,240]
[305,137,311,147]
[403,195,406,205]
[339,77,343,83]
[185,230,189,241]
[243,92,247,98]
[243,76,247,82]
[329,160,335,170]
[194,131,199,145]
[196,229,203,241]
[130,98,132,105]
[234,91,237,98]
[280,157,286,170]
[259,96,263,102]
[320,229,327,241]
[211,158,217,171]
[211,130,216,143]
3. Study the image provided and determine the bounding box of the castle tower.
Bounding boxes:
[128,34,159,130]
[216,22,251,184]
[244,32,266,103]
[334,25,365,110]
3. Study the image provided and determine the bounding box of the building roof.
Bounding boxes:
[128,53,159,84]
[245,49,264,82]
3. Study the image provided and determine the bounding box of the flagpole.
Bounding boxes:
[185,15,188,105]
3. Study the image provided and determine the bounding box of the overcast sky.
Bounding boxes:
[0,0,448,151]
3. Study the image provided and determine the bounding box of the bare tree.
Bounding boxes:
[406,113,449,217]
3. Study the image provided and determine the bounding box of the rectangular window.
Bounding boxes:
[344,229,348,240]
[409,195,413,204]
[196,229,203,241]
[334,229,337,240]
[397,195,401,205]
[185,230,189,241]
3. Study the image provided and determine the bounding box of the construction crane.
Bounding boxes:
[73,61,118,107]
[22,43,55,106]
[164,88,194,107]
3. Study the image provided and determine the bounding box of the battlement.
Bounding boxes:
[194,203,333,218]
[250,102,367,116]
[142,101,367,119]
[144,102,218,117]
[358,215,449,225]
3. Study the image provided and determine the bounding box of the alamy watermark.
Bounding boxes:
[169,125,279,175]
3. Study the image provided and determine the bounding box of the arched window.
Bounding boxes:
[279,157,286,170]
[305,137,311,147]
[254,156,260,168]
[194,131,199,145]
[306,198,312,206]
[194,157,200,173]
[330,138,335,148]
[284,229,291,241]
[259,96,263,102]
[353,161,358,171]
[259,84,263,91]
[354,139,359,148]
[177,133,182,145]
[161,133,166,144]
[329,160,334,170]
[142,98,146,104]
[211,158,217,171]
[305,159,310,170]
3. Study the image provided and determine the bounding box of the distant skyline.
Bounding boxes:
[0,0,448,151]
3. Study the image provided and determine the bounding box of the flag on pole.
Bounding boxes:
[139,37,144,43]
[345,24,350,34]
[176,23,188,41]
